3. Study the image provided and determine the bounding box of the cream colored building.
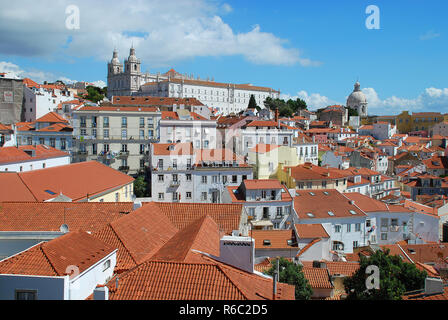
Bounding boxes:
[72,105,161,176]
[247,144,299,180]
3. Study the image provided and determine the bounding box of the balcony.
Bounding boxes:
[169,180,180,188]
[119,166,130,172]
[77,151,88,156]
[118,151,129,157]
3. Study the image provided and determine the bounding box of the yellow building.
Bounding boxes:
[395,111,445,134]
[248,144,299,180]
[277,163,347,193]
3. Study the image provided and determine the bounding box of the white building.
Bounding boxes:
[0,231,116,300]
[0,145,70,172]
[150,143,253,203]
[346,81,368,117]
[293,189,369,255]
[346,193,440,245]
[223,179,294,230]
[23,79,75,122]
[159,110,217,149]
[107,48,280,115]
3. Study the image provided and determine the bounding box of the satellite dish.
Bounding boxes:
[60,224,69,233]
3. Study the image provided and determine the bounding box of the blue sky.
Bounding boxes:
[0,0,447,115]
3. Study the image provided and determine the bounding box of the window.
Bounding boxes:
[222,176,228,184]
[158,159,163,169]
[122,117,127,128]
[212,176,218,183]
[186,192,192,199]
[15,290,37,300]
[201,192,207,201]
[381,233,388,240]
[158,193,164,200]
[158,175,164,182]
[103,117,109,128]
[92,129,97,138]
[249,208,255,216]
[115,193,119,202]
[232,175,238,183]
[103,129,109,139]
[140,129,145,139]
[322,181,327,188]
[103,260,111,271]
[346,224,351,232]
[172,174,178,182]
[355,223,361,232]
[140,117,145,128]
[276,207,283,217]
[201,176,207,184]
[39,138,45,145]
[335,225,341,233]
[353,241,359,249]
[186,174,192,181]
[121,129,127,140]
[306,182,312,189]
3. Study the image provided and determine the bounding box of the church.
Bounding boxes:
[346,81,368,117]
[107,47,280,115]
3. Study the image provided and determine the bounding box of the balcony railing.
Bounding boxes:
[119,166,130,172]
[118,151,130,157]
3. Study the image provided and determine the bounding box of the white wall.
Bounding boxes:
[0,155,70,172]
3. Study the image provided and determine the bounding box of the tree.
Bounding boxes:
[346,106,359,117]
[264,257,313,300]
[133,175,148,198]
[248,94,258,110]
[343,249,427,300]
[83,86,106,103]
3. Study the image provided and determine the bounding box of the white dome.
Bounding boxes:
[347,81,367,106]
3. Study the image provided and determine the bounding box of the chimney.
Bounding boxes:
[93,285,109,300]
[424,277,444,295]
[215,236,255,273]
[275,109,279,128]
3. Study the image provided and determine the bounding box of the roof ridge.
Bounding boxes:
[215,263,250,300]
[16,173,39,201]
[39,243,60,276]
[109,223,139,267]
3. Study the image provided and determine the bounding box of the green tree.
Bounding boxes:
[264,257,313,300]
[346,106,359,117]
[279,104,293,117]
[83,86,106,103]
[133,175,148,198]
[248,94,258,110]
[343,249,427,300]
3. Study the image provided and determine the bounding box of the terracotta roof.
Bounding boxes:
[0,145,69,165]
[37,123,73,132]
[0,230,115,276]
[246,120,279,128]
[249,144,281,154]
[0,161,134,202]
[147,202,243,235]
[112,96,204,106]
[287,163,346,181]
[403,286,448,300]
[152,143,193,156]
[108,256,294,300]
[79,106,158,112]
[302,267,333,289]
[250,230,297,249]
[35,112,68,124]
[195,148,245,164]
[301,261,360,277]
[93,202,179,272]
[294,189,366,219]
[382,243,448,267]
[0,202,131,232]
[146,78,279,94]
[243,179,284,190]
[150,216,220,263]
[295,224,329,239]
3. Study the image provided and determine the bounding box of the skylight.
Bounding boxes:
[328,211,335,216]
[45,190,56,195]
[306,213,315,218]
[323,191,329,195]
[349,210,357,215]
[309,192,315,196]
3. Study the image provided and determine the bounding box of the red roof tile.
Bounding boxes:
[0,145,69,165]
[0,231,115,276]
[295,224,329,238]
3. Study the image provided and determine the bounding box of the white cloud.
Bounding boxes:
[363,87,448,115]
[0,61,104,87]
[281,90,340,110]
[0,0,319,67]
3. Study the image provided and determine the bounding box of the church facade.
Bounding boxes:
[107,48,280,115]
